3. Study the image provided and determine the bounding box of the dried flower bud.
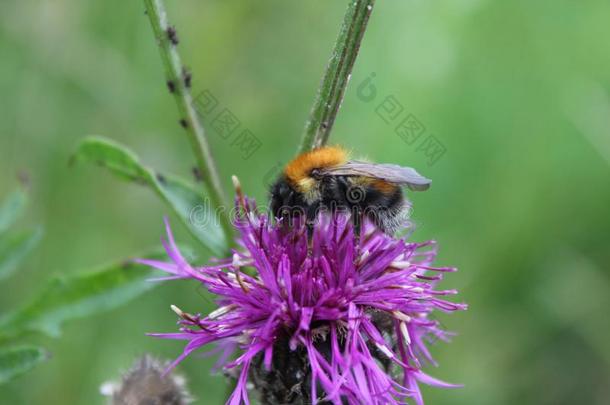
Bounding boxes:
[101,355,192,405]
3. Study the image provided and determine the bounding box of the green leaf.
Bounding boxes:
[0,227,43,281]
[71,136,228,256]
[0,190,27,236]
[0,345,47,384]
[0,250,171,339]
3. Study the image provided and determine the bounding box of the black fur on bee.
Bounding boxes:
[270,174,409,243]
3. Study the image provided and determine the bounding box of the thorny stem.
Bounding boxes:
[299,0,376,154]
[143,0,232,240]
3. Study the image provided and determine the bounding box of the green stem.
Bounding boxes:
[143,0,232,240]
[299,0,376,153]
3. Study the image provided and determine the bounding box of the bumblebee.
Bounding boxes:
[269,146,431,243]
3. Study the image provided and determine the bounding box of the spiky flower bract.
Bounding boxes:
[139,198,466,404]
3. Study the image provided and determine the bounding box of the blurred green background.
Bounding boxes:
[1,0,610,403]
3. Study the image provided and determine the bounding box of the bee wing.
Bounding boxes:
[320,161,432,191]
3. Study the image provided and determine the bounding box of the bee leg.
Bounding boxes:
[352,206,363,257]
[306,222,314,255]
[280,214,290,236]
[305,204,318,256]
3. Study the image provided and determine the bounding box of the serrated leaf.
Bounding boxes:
[0,345,47,384]
[0,250,171,339]
[0,190,27,236]
[0,227,43,281]
[71,136,228,256]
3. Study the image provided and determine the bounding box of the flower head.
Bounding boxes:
[139,197,466,404]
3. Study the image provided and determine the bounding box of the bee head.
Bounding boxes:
[284,146,347,188]
[269,176,306,220]
[268,147,349,220]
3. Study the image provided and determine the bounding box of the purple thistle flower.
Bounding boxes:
[138,197,466,405]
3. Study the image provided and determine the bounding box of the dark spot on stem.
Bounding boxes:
[192,167,203,182]
[167,80,176,93]
[133,176,148,186]
[156,173,166,184]
[166,26,179,45]
[179,118,188,128]
[182,67,192,88]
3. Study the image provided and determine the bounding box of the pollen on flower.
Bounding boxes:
[138,195,467,405]
[208,304,236,320]
[170,304,184,317]
[393,310,412,323]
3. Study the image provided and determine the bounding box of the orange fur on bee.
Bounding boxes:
[371,179,399,194]
[284,146,348,186]
[353,177,398,194]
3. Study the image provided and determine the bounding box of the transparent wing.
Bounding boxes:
[320,161,432,191]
